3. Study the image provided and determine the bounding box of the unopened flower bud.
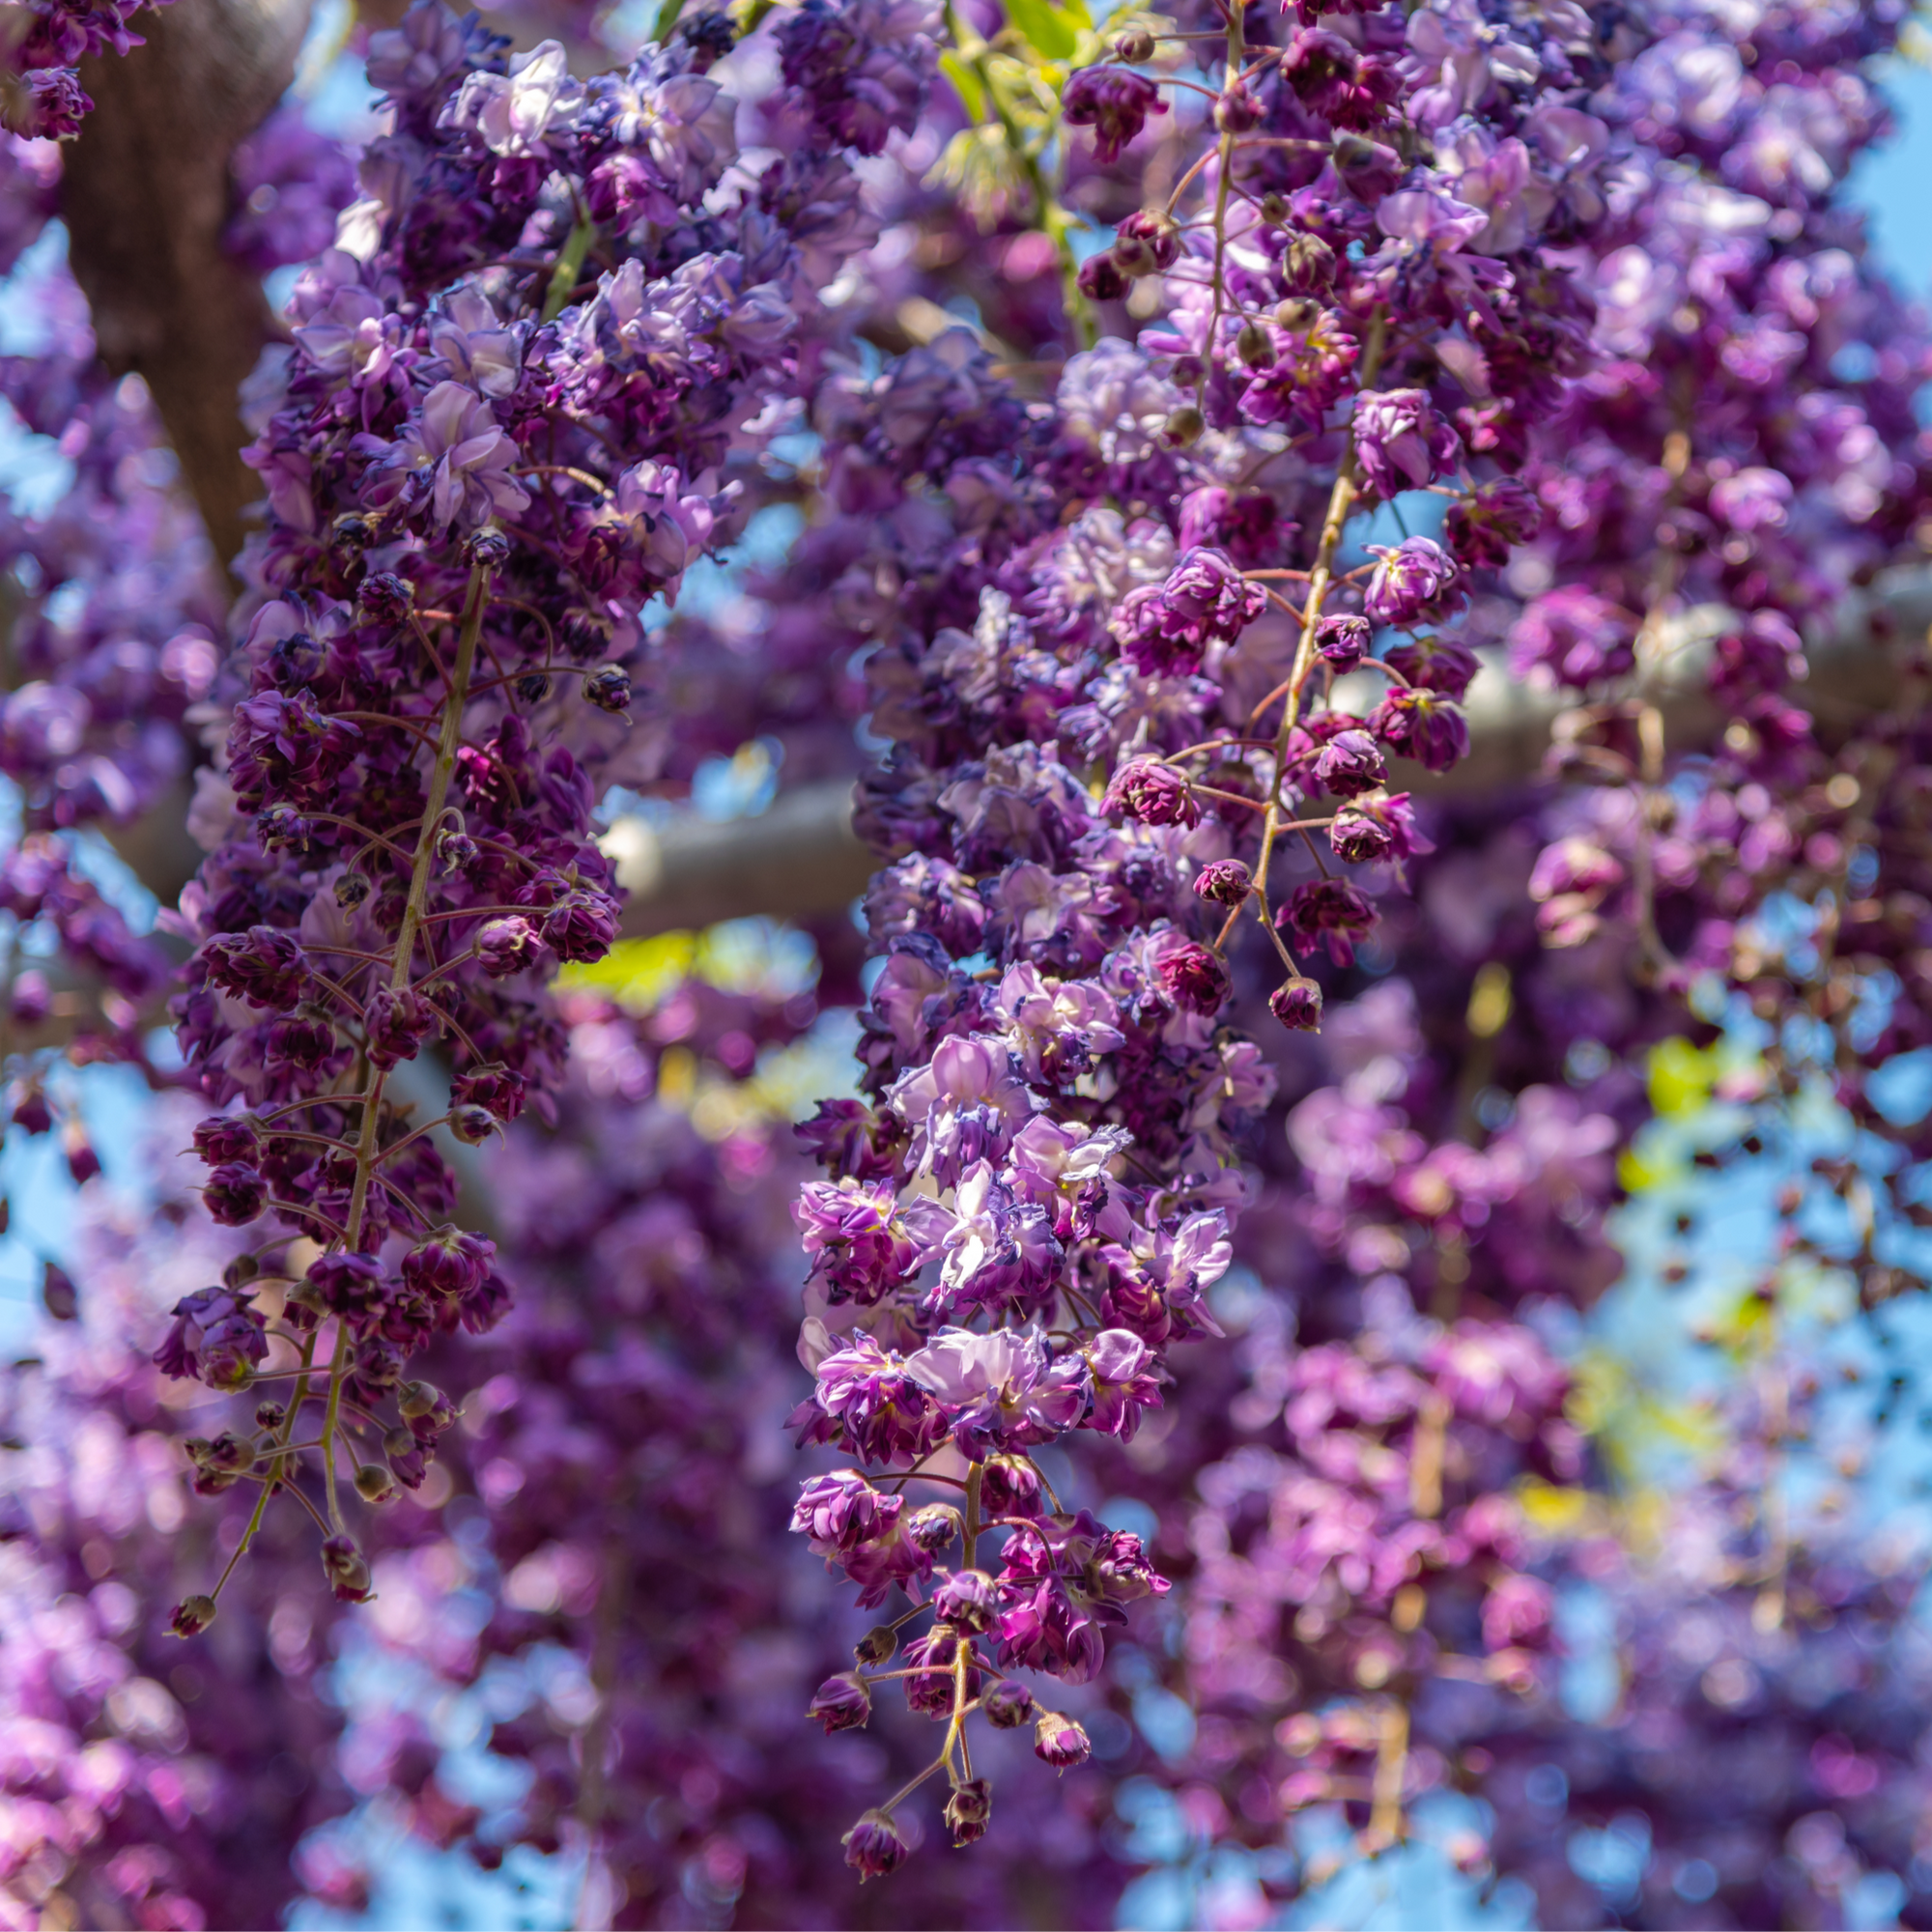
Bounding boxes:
[982,1678,1034,1728]
[1194,860,1253,906]
[1077,250,1129,302]
[841,1808,910,1881]
[169,1595,218,1637]
[254,1400,286,1430]
[583,665,631,712]
[42,1262,77,1321]
[517,672,551,703]
[437,826,479,874]
[331,512,373,553]
[203,1163,268,1227]
[357,571,412,623]
[1163,404,1205,447]
[322,1534,372,1603]
[809,1670,872,1733]
[206,1431,256,1473]
[384,1424,418,1460]
[1259,190,1288,223]
[1112,26,1155,61]
[945,1777,993,1847]
[1034,1709,1093,1769]
[1281,231,1337,294]
[466,527,512,567]
[1270,977,1324,1032]
[355,1463,397,1504]
[855,1623,899,1666]
[1113,209,1179,278]
[398,1379,441,1420]
[1315,612,1371,670]
[934,1568,999,1633]
[448,1104,497,1145]
[1236,320,1272,368]
[1274,295,1320,330]
[1214,78,1262,131]
[906,1502,962,1552]
[334,870,371,910]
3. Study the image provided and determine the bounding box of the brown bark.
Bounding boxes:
[61,0,311,583]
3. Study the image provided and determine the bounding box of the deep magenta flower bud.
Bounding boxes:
[855,1624,898,1666]
[452,1062,526,1122]
[1214,77,1263,131]
[268,1009,336,1070]
[194,1113,263,1165]
[980,1455,1044,1520]
[203,925,311,1010]
[448,1104,497,1145]
[42,1262,77,1321]
[809,1671,872,1733]
[19,70,93,140]
[1034,1710,1093,1769]
[256,804,313,851]
[203,1162,268,1226]
[1312,728,1387,799]
[982,1678,1034,1728]
[402,1224,497,1299]
[356,571,413,623]
[12,1084,50,1135]
[254,1400,285,1430]
[1329,803,1394,864]
[1314,622,1376,676]
[582,665,631,712]
[365,985,433,1067]
[1281,229,1337,293]
[1363,537,1462,629]
[1279,877,1378,965]
[1155,939,1230,1014]
[477,916,543,979]
[308,1251,387,1325]
[1063,66,1165,163]
[906,1502,964,1552]
[64,1124,99,1185]
[322,1535,372,1603]
[841,1809,910,1881]
[945,1777,992,1847]
[270,631,327,689]
[1112,208,1179,277]
[540,892,620,964]
[169,1596,218,1638]
[1193,860,1253,906]
[1077,251,1129,302]
[436,827,479,874]
[933,1568,999,1633]
[1103,757,1201,828]
[1269,977,1324,1032]
[355,1463,397,1504]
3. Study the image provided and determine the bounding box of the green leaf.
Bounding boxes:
[939,49,987,121]
[1003,0,1085,61]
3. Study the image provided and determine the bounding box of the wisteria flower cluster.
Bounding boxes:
[781,0,1632,1871]
[10,0,1932,1921]
[151,0,918,1635]
[0,0,171,141]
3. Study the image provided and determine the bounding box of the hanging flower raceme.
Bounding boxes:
[787,0,1615,1872]
[153,0,922,1634]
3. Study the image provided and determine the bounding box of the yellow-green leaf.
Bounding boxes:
[939,49,986,121]
[1004,0,1085,61]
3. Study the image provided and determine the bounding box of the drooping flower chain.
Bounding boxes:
[154,0,924,1628]
[787,0,1614,1876]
